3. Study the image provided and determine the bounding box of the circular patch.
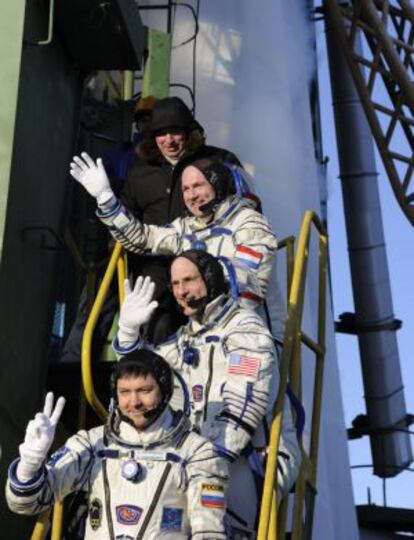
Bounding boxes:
[121,459,142,482]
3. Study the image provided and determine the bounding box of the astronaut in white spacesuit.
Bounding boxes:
[113,251,301,539]
[69,151,286,341]
[6,350,229,539]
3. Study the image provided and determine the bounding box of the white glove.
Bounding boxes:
[17,392,66,482]
[118,276,159,347]
[69,152,115,206]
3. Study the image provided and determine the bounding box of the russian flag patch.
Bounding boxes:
[201,483,226,508]
[235,245,263,269]
[228,353,261,378]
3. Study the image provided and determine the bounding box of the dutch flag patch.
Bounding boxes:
[235,245,263,269]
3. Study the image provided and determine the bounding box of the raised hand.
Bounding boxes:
[118,276,159,344]
[17,392,66,481]
[69,151,114,205]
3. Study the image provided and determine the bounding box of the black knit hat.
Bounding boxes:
[111,349,173,410]
[188,159,236,205]
[150,97,194,135]
[174,249,228,302]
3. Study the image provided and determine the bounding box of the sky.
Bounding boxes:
[314,13,414,509]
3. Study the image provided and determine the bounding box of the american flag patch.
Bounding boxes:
[201,483,225,508]
[235,245,263,269]
[228,353,261,378]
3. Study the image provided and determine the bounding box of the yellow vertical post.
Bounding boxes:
[291,464,307,539]
[310,235,327,483]
[268,491,278,540]
[82,243,124,421]
[258,211,328,539]
[30,509,51,540]
[117,256,126,304]
[50,502,64,540]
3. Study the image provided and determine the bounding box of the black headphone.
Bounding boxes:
[111,350,173,420]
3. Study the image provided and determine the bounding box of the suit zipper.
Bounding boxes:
[203,345,214,421]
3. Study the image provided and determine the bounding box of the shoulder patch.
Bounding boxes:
[235,245,263,269]
[227,353,261,378]
[201,483,226,508]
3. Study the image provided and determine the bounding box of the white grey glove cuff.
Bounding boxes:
[117,325,141,349]
[96,190,116,210]
[16,454,43,483]
[112,335,143,357]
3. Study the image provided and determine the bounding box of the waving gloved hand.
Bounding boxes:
[17,392,66,482]
[69,152,115,206]
[117,276,159,347]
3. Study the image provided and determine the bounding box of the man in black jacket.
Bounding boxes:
[121,96,241,343]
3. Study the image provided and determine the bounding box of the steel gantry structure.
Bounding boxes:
[324,0,414,225]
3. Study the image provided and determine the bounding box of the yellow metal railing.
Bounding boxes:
[30,509,51,540]
[277,235,295,296]
[81,242,126,422]
[50,502,64,540]
[257,210,328,540]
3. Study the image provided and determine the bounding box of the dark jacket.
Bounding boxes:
[121,144,241,223]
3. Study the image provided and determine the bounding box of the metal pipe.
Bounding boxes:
[37,0,55,45]
[123,71,134,101]
[324,2,412,477]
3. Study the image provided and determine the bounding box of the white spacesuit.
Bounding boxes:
[6,351,229,539]
[98,194,277,299]
[114,254,301,538]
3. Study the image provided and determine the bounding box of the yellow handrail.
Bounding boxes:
[30,509,51,540]
[291,212,327,540]
[50,502,64,540]
[277,235,295,298]
[117,249,128,305]
[257,210,328,540]
[81,242,124,422]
